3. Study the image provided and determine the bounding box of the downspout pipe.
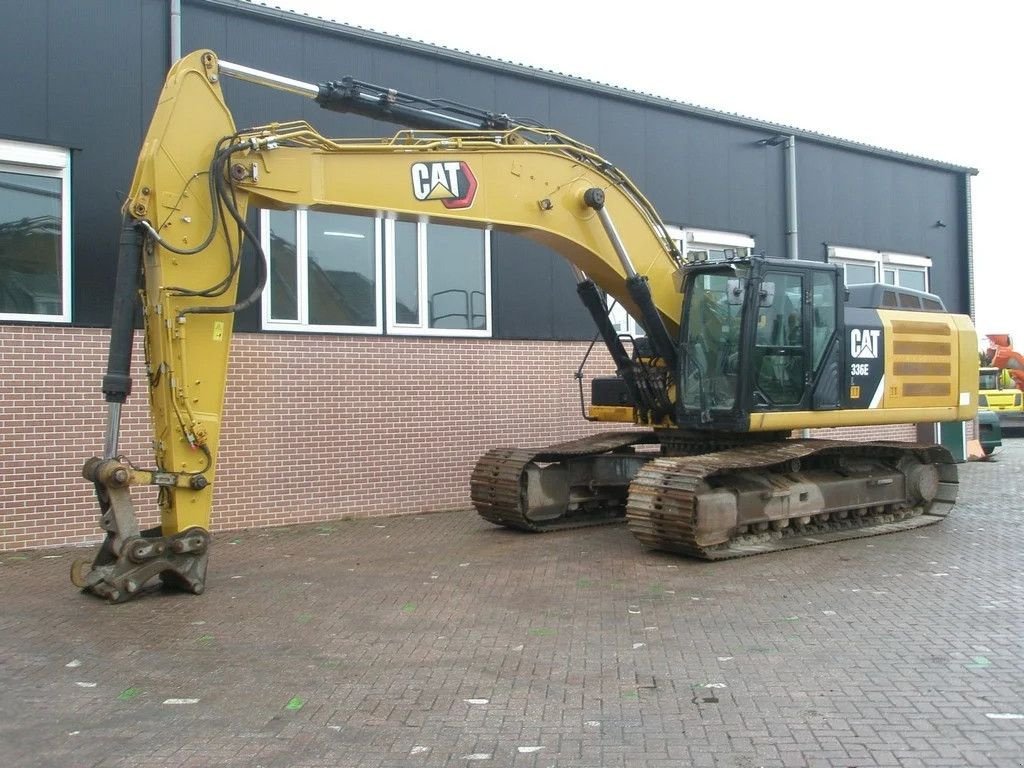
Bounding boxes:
[170,0,182,64]
[757,134,799,260]
[758,134,805,435]
[784,135,799,260]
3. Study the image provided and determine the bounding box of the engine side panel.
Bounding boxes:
[748,306,977,432]
[843,307,887,410]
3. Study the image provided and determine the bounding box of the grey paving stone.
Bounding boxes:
[2,441,1024,767]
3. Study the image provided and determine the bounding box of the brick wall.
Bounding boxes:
[0,325,966,551]
[0,326,621,551]
[805,424,917,441]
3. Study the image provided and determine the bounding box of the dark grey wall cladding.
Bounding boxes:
[641,111,787,257]
[0,0,170,327]
[797,142,968,310]
[0,0,973,338]
[0,2,49,141]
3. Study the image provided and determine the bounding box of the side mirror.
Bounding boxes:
[726,278,745,306]
[759,281,776,308]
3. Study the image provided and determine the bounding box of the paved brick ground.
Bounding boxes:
[1,441,1023,768]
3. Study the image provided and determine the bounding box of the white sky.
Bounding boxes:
[250,0,1019,342]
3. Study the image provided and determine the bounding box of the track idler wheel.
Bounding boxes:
[904,461,940,503]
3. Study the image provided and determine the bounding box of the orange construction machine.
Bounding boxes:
[982,334,1024,435]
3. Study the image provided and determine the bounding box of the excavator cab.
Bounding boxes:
[676,256,841,432]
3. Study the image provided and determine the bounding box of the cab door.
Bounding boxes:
[751,266,839,412]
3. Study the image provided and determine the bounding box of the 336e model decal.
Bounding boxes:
[411,161,477,209]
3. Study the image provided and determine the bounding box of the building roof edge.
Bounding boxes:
[197,0,979,176]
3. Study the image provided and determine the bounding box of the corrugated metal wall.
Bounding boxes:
[0,0,973,338]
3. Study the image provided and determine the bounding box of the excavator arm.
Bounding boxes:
[75,50,685,601]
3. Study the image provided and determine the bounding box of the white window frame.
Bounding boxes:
[0,138,72,323]
[828,245,931,291]
[384,219,492,338]
[260,209,384,334]
[674,226,755,263]
[883,252,930,292]
[261,210,492,337]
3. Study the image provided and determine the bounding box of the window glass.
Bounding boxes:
[811,271,836,369]
[268,210,298,321]
[681,272,744,411]
[756,274,803,347]
[898,268,926,292]
[393,220,419,325]
[262,210,490,337]
[426,223,486,330]
[844,262,877,286]
[754,272,805,405]
[0,143,70,322]
[306,212,376,327]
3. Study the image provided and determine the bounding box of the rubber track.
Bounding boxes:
[626,439,958,559]
[471,430,657,531]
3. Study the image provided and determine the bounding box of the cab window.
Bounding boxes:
[754,272,805,405]
[681,273,744,411]
[811,271,836,368]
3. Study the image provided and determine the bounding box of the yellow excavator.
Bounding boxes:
[74,51,977,602]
